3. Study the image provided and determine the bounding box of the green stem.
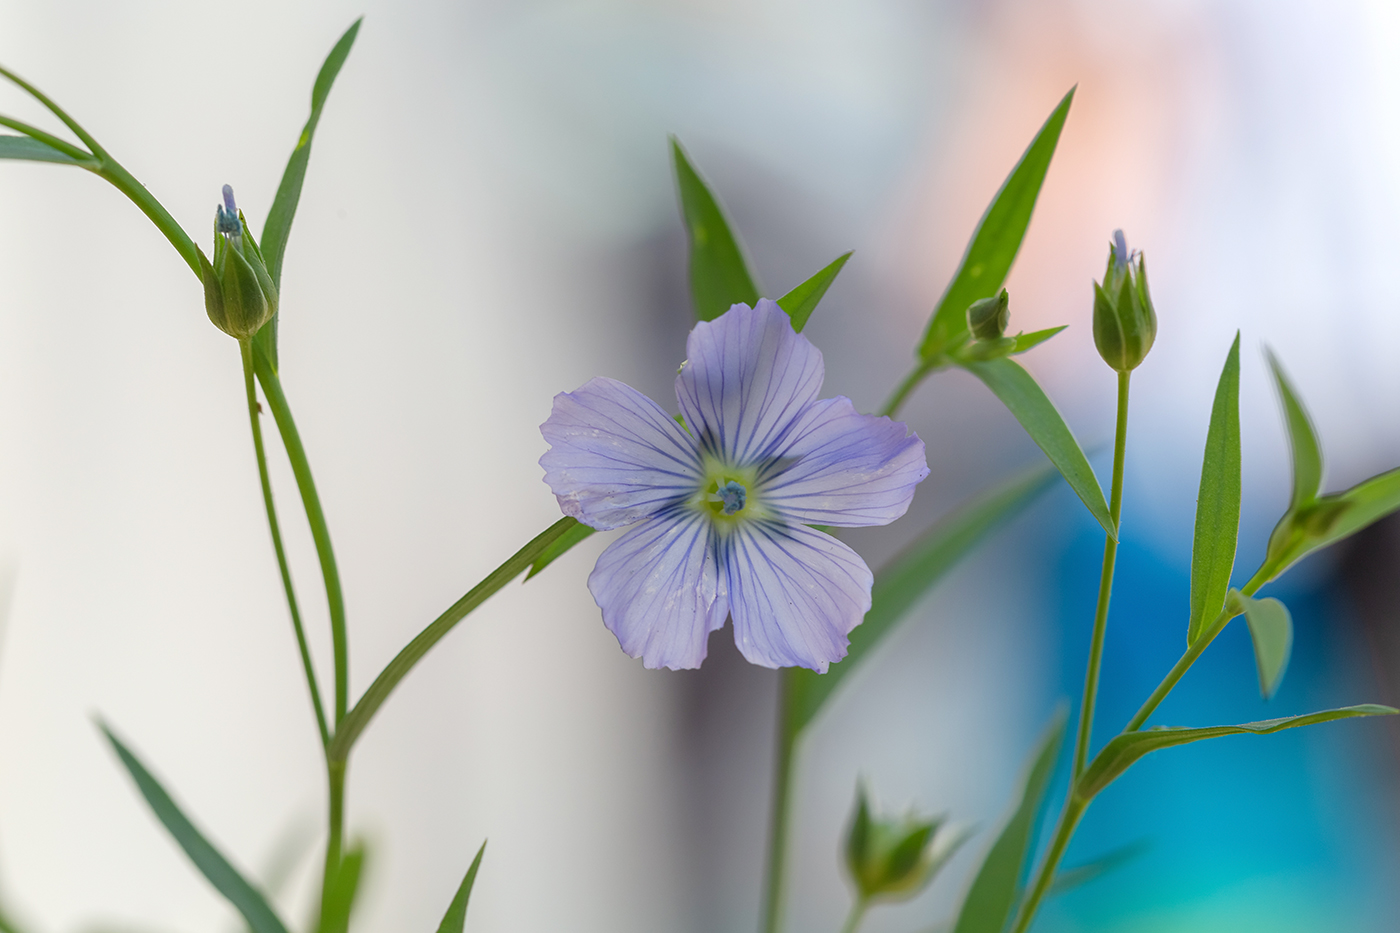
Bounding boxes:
[240,339,330,749]
[0,112,94,161]
[94,161,203,280]
[0,63,107,156]
[1007,795,1088,933]
[327,517,578,764]
[838,898,867,933]
[321,757,346,924]
[878,359,939,418]
[1071,371,1130,779]
[762,674,798,933]
[251,344,350,726]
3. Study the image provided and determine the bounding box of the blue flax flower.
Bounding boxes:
[540,300,929,672]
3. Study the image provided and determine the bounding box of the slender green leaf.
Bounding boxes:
[786,461,1061,734]
[952,707,1067,933]
[99,723,290,933]
[255,17,363,369]
[1008,326,1067,356]
[1314,467,1400,550]
[1233,590,1293,700]
[317,843,366,933]
[525,516,591,579]
[1187,333,1242,644]
[1079,705,1396,798]
[0,134,86,165]
[961,357,1114,538]
[1048,840,1149,897]
[671,137,760,321]
[918,88,1075,360]
[436,841,487,933]
[1266,348,1323,510]
[776,251,852,332]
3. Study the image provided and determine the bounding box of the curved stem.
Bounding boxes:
[838,898,867,933]
[251,344,349,726]
[95,161,204,279]
[0,113,93,161]
[240,339,330,749]
[762,675,798,933]
[320,758,346,924]
[0,63,107,156]
[878,359,938,419]
[327,517,578,764]
[1007,796,1088,933]
[1072,371,1130,779]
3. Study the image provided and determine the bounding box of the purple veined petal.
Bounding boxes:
[758,396,930,527]
[724,521,873,673]
[589,509,730,670]
[541,376,701,530]
[675,300,825,465]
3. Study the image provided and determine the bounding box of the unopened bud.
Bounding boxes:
[1092,230,1157,372]
[967,289,1011,341]
[199,185,278,340]
[844,783,960,904]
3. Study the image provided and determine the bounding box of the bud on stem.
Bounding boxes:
[200,185,278,340]
[1092,230,1156,372]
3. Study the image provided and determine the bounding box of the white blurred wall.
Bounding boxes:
[1,1,1398,932]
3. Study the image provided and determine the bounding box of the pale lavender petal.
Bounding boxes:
[724,522,872,672]
[675,300,824,465]
[589,509,729,670]
[759,396,929,527]
[541,377,700,530]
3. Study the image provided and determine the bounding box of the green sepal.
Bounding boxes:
[784,460,1060,736]
[776,251,852,332]
[1187,333,1241,644]
[917,88,1074,360]
[671,136,760,321]
[959,357,1116,539]
[1228,589,1293,700]
[98,721,291,933]
[525,516,593,579]
[1078,705,1397,799]
[436,841,487,933]
[952,707,1067,933]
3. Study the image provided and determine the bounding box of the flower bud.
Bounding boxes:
[843,783,957,903]
[199,185,277,340]
[967,289,1010,341]
[1092,230,1156,372]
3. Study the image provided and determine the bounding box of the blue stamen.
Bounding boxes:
[716,480,746,515]
[1112,229,1129,270]
[222,184,237,215]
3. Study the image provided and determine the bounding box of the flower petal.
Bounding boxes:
[675,299,825,465]
[589,510,729,669]
[724,522,873,672]
[541,377,701,530]
[759,396,929,527]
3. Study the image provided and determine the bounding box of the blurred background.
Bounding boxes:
[0,0,1398,931]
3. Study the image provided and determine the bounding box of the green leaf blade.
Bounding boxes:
[436,841,487,933]
[0,134,87,165]
[961,357,1114,539]
[1008,325,1068,356]
[1188,333,1242,644]
[1079,705,1396,799]
[1266,349,1323,510]
[317,844,366,933]
[776,251,852,332]
[671,137,760,321]
[952,707,1067,933]
[918,88,1075,360]
[255,17,363,369]
[99,723,290,933]
[1236,591,1293,700]
[786,461,1061,735]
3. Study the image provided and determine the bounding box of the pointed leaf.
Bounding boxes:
[952,707,1067,933]
[918,88,1075,360]
[1187,333,1242,644]
[1266,349,1323,510]
[0,134,87,165]
[776,251,852,332]
[525,516,591,580]
[99,723,290,933]
[1313,467,1400,550]
[317,843,366,933]
[960,357,1114,538]
[1048,840,1149,896]
[786,460,1061,735]
[1079,705,1396,798]
[436,841,487,933]
[1008,326,1067,356]
[1234,590,1293,700]
[671,137,760,321]
[255,17,363,369]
